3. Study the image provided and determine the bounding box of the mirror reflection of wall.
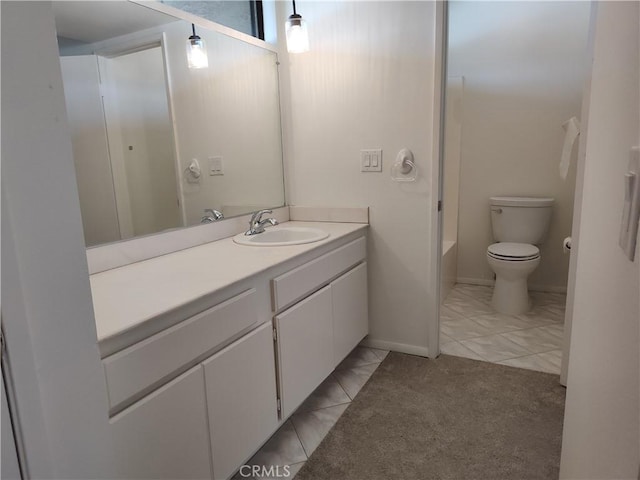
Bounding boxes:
[61,46,181,246]
[54,1,285,248]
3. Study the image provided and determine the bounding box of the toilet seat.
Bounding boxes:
[487,242,540,261]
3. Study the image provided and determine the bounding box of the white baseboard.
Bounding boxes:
[455,277,567,294]
[360,337,431,358]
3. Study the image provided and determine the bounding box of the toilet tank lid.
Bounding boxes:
[490,196,554,207]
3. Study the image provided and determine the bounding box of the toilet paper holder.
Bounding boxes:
[391,148,417,182]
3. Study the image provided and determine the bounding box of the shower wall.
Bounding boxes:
[449,1,591,291]
[441,76,464,301]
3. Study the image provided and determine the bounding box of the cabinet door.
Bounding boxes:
[275,285,334,419]
[332,262,369,366]
[109,366,211,480]
[203,322,278,480]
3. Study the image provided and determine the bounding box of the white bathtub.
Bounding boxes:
[441,240,457,303]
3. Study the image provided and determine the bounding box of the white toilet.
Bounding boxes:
[487,196,554,315]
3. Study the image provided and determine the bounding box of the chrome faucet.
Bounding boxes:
[201,209,224,223]
[245,209,278,235]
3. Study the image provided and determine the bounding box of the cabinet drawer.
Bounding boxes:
[104,289,257,413]
[272,237,366,311]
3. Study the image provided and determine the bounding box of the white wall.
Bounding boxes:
[60,56,122,246]
[442,77,463,244]
[449,1,591,291]
[559,2,640,477]
[278,1,439,355]
[1,2,114,477]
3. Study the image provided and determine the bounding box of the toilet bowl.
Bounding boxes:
[486,196,553,315]
[487,242,540,314]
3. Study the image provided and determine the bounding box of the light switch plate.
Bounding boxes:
[361,149,382,172]
[209,156,224,176]
[619,147,640,261]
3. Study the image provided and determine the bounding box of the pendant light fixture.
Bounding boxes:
[285,0,309,53]
[186,23,208,69]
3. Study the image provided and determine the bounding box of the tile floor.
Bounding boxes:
[235,346,389,479]
[441,283,566,374]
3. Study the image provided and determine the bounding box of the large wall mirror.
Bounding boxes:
[53,1,285,247]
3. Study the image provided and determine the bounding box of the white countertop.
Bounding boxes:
[90,221,368,343]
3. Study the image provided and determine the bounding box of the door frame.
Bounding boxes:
[427,0,449,359]
[559,3,598,386]
[95,32,185,238]
[430,1,594,372]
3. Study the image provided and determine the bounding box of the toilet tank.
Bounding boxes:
[490,196,554,244]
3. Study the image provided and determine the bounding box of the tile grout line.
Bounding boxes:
[289,417,311,460]
[493,332,547,355]
[441,286,565,372]
[334,359,382,372]
[443,288,566,355]
[294,397,353,416]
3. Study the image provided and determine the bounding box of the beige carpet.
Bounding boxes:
[296,353,566,480]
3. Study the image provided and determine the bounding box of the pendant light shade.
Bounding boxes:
[286,1,309,53]
[187,23,208,69]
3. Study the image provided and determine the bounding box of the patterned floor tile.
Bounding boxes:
[469,312,538,334]
[444,295,495,317]
[333,362,379,400]
[242,421,307,476]
[441,317,494,340]
[291,404,350,457]
[371,348,390,361]
[440,332,456,345]
[440,340,485,361]
[499,350,562,375]
[500,326,563,353]
[441,284,566,368]
[295,375,351,414]
[460,334,534,362]
[336,347,382,370]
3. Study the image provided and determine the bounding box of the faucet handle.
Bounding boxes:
[205,209,224,220]
[203,208,224,221]
[250,209,273,225]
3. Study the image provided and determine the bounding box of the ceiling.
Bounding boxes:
[52,1,178,43]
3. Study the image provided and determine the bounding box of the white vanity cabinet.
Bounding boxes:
[332,262,368,365]
[109,366,212,480]
[95,225,369,480]
[203,322,278,480]
[273,237,368,419]
[275,285,335,418]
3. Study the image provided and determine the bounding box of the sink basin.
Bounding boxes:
[233,226,329,246]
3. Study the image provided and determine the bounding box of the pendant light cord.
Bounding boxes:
[192,23,197,37]
[292,0,297,15]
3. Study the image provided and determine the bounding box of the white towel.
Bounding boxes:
[559,117,580,180]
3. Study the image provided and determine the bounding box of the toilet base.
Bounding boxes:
[492,276,531,315]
